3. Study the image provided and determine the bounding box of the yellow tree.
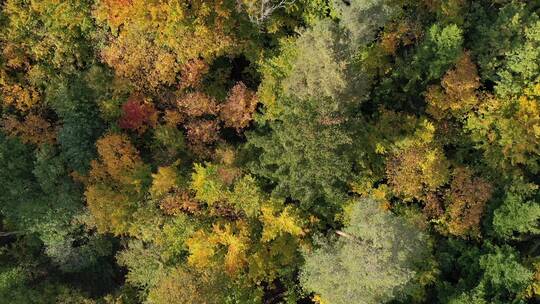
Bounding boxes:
[426,52,481,119]
[466,84,540,174]
[85,133,150,235]
[385,119,450,202]
[1,114,56,145]
[95,0,239,91]
[150,165,180,198]
[444,167,493,238]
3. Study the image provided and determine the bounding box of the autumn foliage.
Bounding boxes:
[85,133,150,234]
[1,114,56,145]
[219,82,258,131]
[2,1,540,303]
[444,167,493,238]
[118,94,157,132]
[180,59,210,89]
[386,144,450,202]
[177,92,218,117]
[426,52,481,119]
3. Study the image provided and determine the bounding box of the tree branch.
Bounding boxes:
[0,231,25,237]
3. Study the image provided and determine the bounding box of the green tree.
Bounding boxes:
[45,69,109,173]
[247,96,353,210]
[470,1,540,97]
[478,244,533,301]
[335,0,396,46]
[301,199,434,304]
[492,179,540,239]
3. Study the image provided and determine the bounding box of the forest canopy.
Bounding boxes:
[0,0,539,303]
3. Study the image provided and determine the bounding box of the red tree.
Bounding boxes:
[119,94,157,133]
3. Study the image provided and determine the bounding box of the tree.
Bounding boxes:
[85,133,151,235]
[1,114,56,145]
[426,52,481,120]
[247,96,353,210]
[492,179,540,240]
[94,0,241,91]
[466,84,540,174]
[190,163,229,205]
[150,165,180,198]
[219,82,258,131]
[0,75,41,112]
[470,1,540,97]
[301,199,434,304]
[386,144,450,201]
[184,119,221,157]
[444,167,493,238]
[179,58,210,89]
[334,0,396,46]
[385,119,450,202]
[256,18,364,123]
[116,240,164,291]
[0,134,42,231]
[146,267,220,304]
[413,23,464,83]
[118,94,157,133]
[478,244,533,301]
[259,202,303,242]
[45,70,108,173]
[1,0,95,73]
[153,112,187,163]
[227,174,263,217]
[282,20,348,102]
[176,92,218,117]
[146,266,260,304]
[0,0,96,111]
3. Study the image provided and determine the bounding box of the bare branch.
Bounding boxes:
[237,0,296,26]
[0,231,25,237]
[335,230,364,245]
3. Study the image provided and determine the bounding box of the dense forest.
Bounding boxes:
[0,0,539,303]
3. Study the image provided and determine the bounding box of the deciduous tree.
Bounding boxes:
[1,114,56,145]
[219,82,258,131]
[118,94,157,133]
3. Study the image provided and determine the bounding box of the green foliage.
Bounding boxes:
[117,240,164,291]
[282,21,348,101]
[470,1,540,97]
[301,199,434,304]
[153,124,186,160]
[410,23,464,86]
[0,135,39,230]
[190,163,228,205]
[227,174,263,217]
[247,96,353,209]
[492,179,540,239]
[437,239,534,304]
[46,70,108,173]
[335,0,396,46]
[479,244,533,299]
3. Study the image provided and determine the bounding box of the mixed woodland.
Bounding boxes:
[0,0,540,303]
